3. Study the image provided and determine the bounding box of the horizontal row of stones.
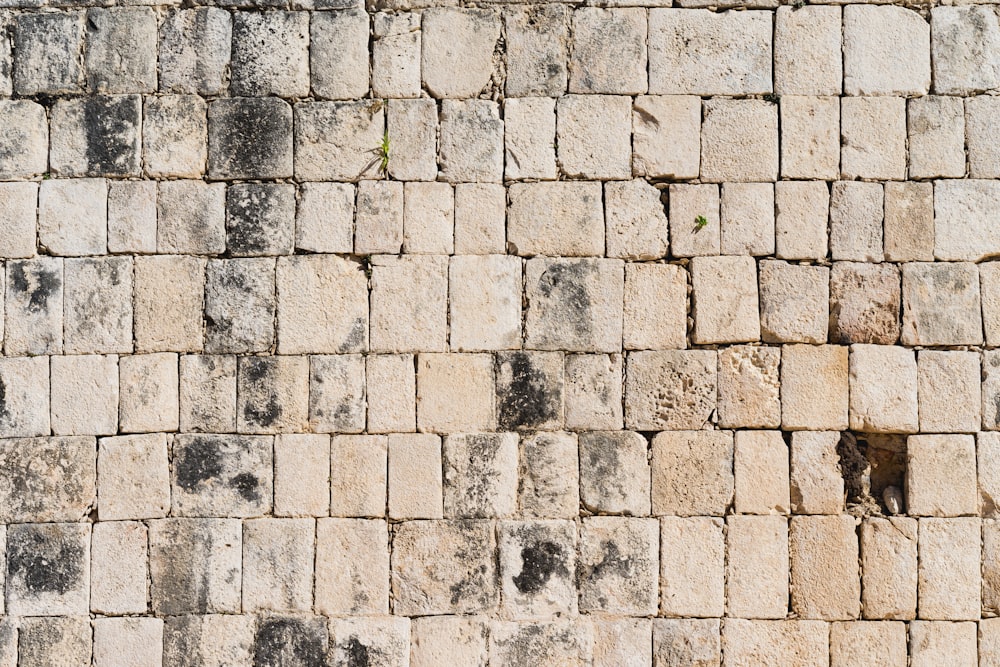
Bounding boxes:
[1,617,998,667]
[4,5,1000,100]
[5,90,1000,184]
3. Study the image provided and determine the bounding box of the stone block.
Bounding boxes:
[417,353,495,433]
[316,519,389,616]
[902,261,983,346]
[355,180,403,254]
[372,11,421,98]
[986,351,1000,431]
[717,345,780,429]
[507,182,604,256]
[143,93,208,177]
[392,520,497,615]
[981,434,1000,517]
[331,436,386,516]
[669,183,720,257]
[557,94,631,179]
[402,182,453,254]
[230,11,308,97]
[790,515,860,620]
[967,95,1000,178]
[781,96,840,180]
[6,522,90,615]
[454,183,506,255]
[50,354,118,436]
[411,617,489,667]
[274,434,329,517]
[226,183,294,257]
[525,258,623,353]
[623,263,685,350]
[734,430,790,515]
[781,344,848,431]
[917,351,980,433]
[4,258,62,356]
[162,615,252,667]
[934,180,1000,262]
[906,434,977,517]
[569,8,646,94]
[499,520,576,618]
[721,182,774,256]
[0,183,36,262]
[242,518,314,613]
[86,8,157,93]
[632,95,701,180]
[652,430,733,517]
[171,434,273,517]
[295,182,353,254]
[159,8,232,95]
[790,431,844,515]
[149,518,242,614]
[830,622,907,667]
[421,8,500,98]
[860,517,917,620]
[93,618,162,667]
[759,260,829,344]
[107,181,156,254]
[606,180,669,261]
[518,432,578,519]
[579,431,650,516]
[98,433,170,520]
[691,255,760,344]
[367,354,416,433]
[579,517,659,615]
[774,6,842,95]
[565,354,623,431]
[727,515,789,619]
[918,518,981,620]
[18,617,90,667]
[984,521,1000,614]
[626,350,717,431]
[843,5,930,95]
[829,262,900,345]
[659,516,725,617]
[591,619,650,667]
[439,100,504,183]
[443,433,517,518]
[14,13,84,94]
[490,621,592,667]
[908,96,965,179]
[179,355,236,433]
[504,97,557,181]
[701,98,779,182]
[38,178,107,256]
[119,353,179,433]
[849,345,917,434]
[652,619,719,667]
[208,97,293,180]
[205,259,275,354]
[649,9,772,95]
[449,255,520,352]
[931,5,1000,95]
[388,433,441,520]
[504,5,569,97]
[156,180,226,255]
[982,263,1000,347]
[370,255,447,352]
[830,181,884,262]
[310,356,366,434]
[909,621,978,667]
[841,96,907,180]
[775,181,829,260]
[0,101,47,179]
[90,520,147,614]
[276,255,368,355]
[328,617,408,667]
[723,620,828,667]
[63,257,133,354]
[311,9,368,99]
[495,351,563,432]
[236,355,309,434]
[0,436,94,522]
[50,95,141,177]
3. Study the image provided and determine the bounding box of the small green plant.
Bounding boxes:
[375,130,390,178]
[694,215,709,230]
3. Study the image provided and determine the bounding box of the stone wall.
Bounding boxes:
[0,0,998,664]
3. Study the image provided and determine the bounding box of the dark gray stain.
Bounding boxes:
[253,617,326,667]
[211,98,290,179]
[513,540,564,594]
[578,541,634,585]
[0,377,8,421]
[7,526,84,595]
[497,352,558,430]
[9,262,61,313]
[242,358,282,427]
[83,95,139,176]
[226,185,284,256]
[344,637,370,667]
[230,472,261,502]
[174,437,224,491]
[536,262,593,339]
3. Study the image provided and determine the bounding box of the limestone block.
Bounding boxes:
[860,517,917,620]
[63,257,133,354]
[669,183,720,257]
[525,258,623,353]
[653,619,719,667]
[402,183,452,254]
[230,11,308,96]
[626,350,717,431]
[579,431,650,516]
[18,617,90,667]
[986,351,1000,431]
[205,259,275,354]
[93,618,162,667]
[392,520,497,615]
[901,261,983,346]
[50,95,142,177]
[417,353,495,433]
[499,520,576,618]
[311,9,369,99]
[308,356,365,435]
[984,521,1000,614]
[504,5,569,97]
[6,522,90,615]
[209,97,294,179]
[439,100,504,183]
[652,430,733,516]
[934,179,1000,261]
[727,515,789,619]
[373,12,421,98]
[387,98,438,181]
[579,517,658,615]
[508,182,604,256]
[849,344,918,434]
[906,434,977,517]
[918,518,981,620]
[243,518,314,613]
[449,256,521,352]
[0,356,50,438]
[844,5,930,95]
[226,183,294,257]
[759,260,828,344]
[930,6,1000,95]
[330,617,410,667]
[774,6,842,95]
[564,354,623,431]
[159,8,232,95]
[0,183,36,261]
[717,346,780,429]
[775,181,829,261]
[830,622,907,667]
[330,435,385,517]
[236,355,309,434]
[86,8,157,93]
[908,96,965,179]
[721,182,774,256]
[781,96,840,180]
[723,620,828,667]
[593,619,651,667]
[276,254,368,355]
[454,183,506,255]
[602,186,667,265]
[117,351,176,428]
[623,263,686,350]
[841,96,907,180]
[909,621,978,667]
[981,433,1000,516]
[986,264,1000,347]
[490,621,592,666]
[355,180,403,254]
[701,98,778,182]
[632,95,701,180]
[649,9,772,95]
[917,351,980,433]
[162,615,252,666]
[367,354,416,433]
[274,434,329,517]
[982,618,1000,666]
[388,433,441,520]
[967,95,1000,178]
[422,8,500,98]
[50,354,119,436]
[504,97,557,181]
[156,180,226,254]
[0,101,47,178]
[569,8,646,94]
[734,430,790,515]
[179,355,236,433]
[518,432,578,519]
[0,436,94,522]
[790,431,844,515]
[790,515,860,620]
[149,518,242,614]
[495,352,562,431]
[295,100,384,181]
[691,255,760,344]
[370,255,447,352]
[13,13,84,95]
[316,519,390,616]
[295,182,354,253]
[171,434,273,517]
[90,520,147,614]
[98,433,170,520]
[829,262,900,345]
[411,616,489,667]
[659,516,725,617]
[830,181,883,262]
[38,178,107,256]
[443,433,517,518]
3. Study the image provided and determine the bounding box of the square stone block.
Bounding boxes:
[310,355,366,434]
[499,520,577,618]
[734,430,790,515]
[569,7,646,94]
[917,351,980,433]
[14,13,84,95]
[626,350,717,431]
[329,617,409,667]
[632,96,700,180]
[295,100,384,181]
[564,354,623,431]
[718,345,780,429]
[421,8,500,98]
[606,179,670,261]
[781,344,849,431]
[579,431,650,516]
[829,262,899,345]
[316,518,390,615]
[149,518,242,615]
[171,434,273,517]
[669,183,720,258]
[226,183,294,257]
[236,356,309,434]
[934,180,1000,262]
[508,182,604,257]
[158,8,231,95]
[143,94,207,178]
[98,433,170,520]
[701,98,779,182]
[86,7,157,93]
[296,182,354,253]
[660,516,725,617]
[774,6,842,95]
[504,4,568,97]
[18,617,90,667]
[50,354,118,436]
[443,433,517,518]
[134,255,205,353]
[579,517,658,616]
[93,618,162,667]
[63,257,133,355]
[0,436,94,522]
[495,351,563,432]
[910,621,978,667]
[230,10,308,97]
[518,432,578,519]
[157,180,226,255]
[179,355,236,433]
[276,255,368,355]
[50,95,142,177]
[691,255,760,344]
[370,255,447,353]
[556,94,631,180]
[902,261,983,346]
[243,518,314,613]
[208,97,293,180]
[652,430,733,516]
[906,434,977,517]
[7,522,90,615]
[759,260,828,344]
[849,344,918,434]
[417,353,495,433]
[860,517,917,620]
[843,5,930,95]
[38,178,107,256]
[162,615,252,666]
[439,100,504,183]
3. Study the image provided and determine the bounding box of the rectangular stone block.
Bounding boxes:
[507,182,604,256]
[355,180,403,254]
[310,355,366,433]
[843,5,930,96]
[98,433,170,521]
[438,99,504,183]
[0,101,47,180]
[632,95,700,180]
[316,518,389,616]
[917,351,980,433]
[50,354,119,436]
[274,434,329,518]
[50,96,142,178]
[718,346,780,429]
[849,344,918,434]
[143,94,206,178]
[790,515,860,620]
[727,515,788,619]
[579,431,650,516]
[64,257,133,355]
[902,261,983,346]
[504,96,556,181]
[759,260,829,344]
[449,255,521,351]
[499,520,577,618]
[829,262,900,345]
[830,621,907,667]
[774,6,842,95]
[295,182,354,254]
[723,620,829,667]
[781,344,849,431]
[370,255,448,353]
[311,9,369,99]
[134,255,205,353]
[669,183,720,257]
[158,8,231,95]
[443,433,517,518]
[209,97,294,180]
[557,94,632,180]
[908,96,965,179]
[170,434,273,517]
[884,182,934,263]
[701,98,778,182]
[331,434,386,518]
[276,255,368,355]
[495,351,563,432]
[781,96,839,180]
[790,431,844,515]
[236,356,309,434]
[841,97,907,181]
[0,182,38,258]
[830,181,883,262]
[242,518,314,613]
[917,518,981,620]
[388,99,438,181]
[14,13,84,95]
[454,183,506,255]
[179,355,236,433]
[372,11,421,98]
[149,518,242,615]
[934,180,1000,262]
[93,618,162,667]
[606,179,670,261]
[0,436,94,522]
[691,256,760,344]
[156,180,225,255]
[388,433,441,520]
[38,178,107,255]
[721,182,774,256]
[775,181,829,261]
[366,354,416,433]
[417,353,495,433]
[7,522,90,615]
[861,517,917,620]
[653,619,719,667]
[910,621,978,667]
[18,617,90,667]
[5,257,63,356]
[411,616,488,667]
[91,520,147,614]
[659,516,725,617]
[518,432,578,519]
[162,615,252,667]
[734,430,790,515]
[579,517,658,616]
[564,354,623,431]
[652,430,733,516]
[504,5,568,97]
[119,353,178,434]
[626,350,717,431]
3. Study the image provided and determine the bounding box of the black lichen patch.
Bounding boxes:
[536,261,594,339]
[226,183,294,256]
[7,524,84,595]
[344,637,370,667]
[253,617,327,667]
[230,472,261,503]
[513,541,565,594]
[579,540,635,585]
[209,97,292,179]
[241,357,283,428]
[174,436,224,492]
[8,261,61,313]
[0,377,8,422]
[496,352,561,431]
[83,95,141,176]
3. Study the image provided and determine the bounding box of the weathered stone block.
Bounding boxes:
[652,431,733,517]
[7,522,90,615]
[790,431,844,515]
[569,8,646,94]
[579,431,650,516]
[861,517,917,620]
[830,181,883,262]
[107,180,156,252]
[841,97,907,180]
[119,352,177,433]
[718,345,781,429]
[504,5,568,97]
[367,354,416,433]
[50,96,142,177]
[518,432,578,519]
[329,617,409,667]
[38,178,107,256]
[669,183,720,258]
[490,621,592,667]
[179,355,236,433]
[205,258,275,354]
[605,180,669,261]
[0,436,94,522]
[918,518,981,620]
[721,182,774,256]
[86,8,157,93]
[701,98,779,182]
[236,356,309,434]
[417,353,495,433]
[902,261,983,346]
[908,96,965,179]
[162,614,252,667]
[411,616,489,667]
[311,9,369,99]
[455,183,506,255]
[422,8,500,98]
[242,518,314,613]
[565,354,623,431]
[775,181,829,261]
[372,11,421,98]
[355,180,403,254]
[734,430,790,515]
[50,354,119,436]
[230,11,308,97]
[310,355,366,434]
[387,433,440,520]
[14,13,84,95]
[370,255,447,352]
[449,255,520,352]
[93,618,162,667]
[660,516,724,617]
[295,182,354,254]
[63,257,133,355]
[910,621,978,667]
[91,520,147,615]
[0,101,47,179]
[723,620,828,666]
[935,179,1000,261]
[781,96,840,180]
[134,255,205,353]
[829,262,900,345]
[495,351,563,432]
[626,350,717,431]
[849,344,918,434]
[439,100,504,183]
[727,515,789,619]
[691,255,760,344]
[98,433,170,520]
[226,184,295,257]
[149,518,242,614]
[507,182,604,256]
[623,263,685,350]
[774,6,842,95]
[843,5,930,95]
[209,97,293,180]
[790,515,860,620]
[403,182,453,254]
[4,258,62,356]
[781,344,849,431]
[443,433,517,518]
[906,434,977,517]
[159,8,232,95]
[557,94,632,179]
[504,97,557,181]
[18,617,90,667]
[917,351,980,434]
[316,518,389,616]
[157,180,226,255]
[276,255,368,355]
[499,520,576,618]
[274,434,329,517]
[387,99,438,181]
[931,6,1000,95]
[632,95,700,180]
[171,434,273,517]
[830,622,907,667]
[579,516,658,616]
[759,260,828,344]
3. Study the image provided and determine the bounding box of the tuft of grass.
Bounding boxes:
[375,130,390,179]
[694,215,708,230]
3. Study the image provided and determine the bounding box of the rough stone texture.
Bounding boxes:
[98,433,170,520]
[727,515,789,619]
[883,180,934,260]
[774,6,842,95]
[701,98,779,183]
[775,180,829,261]
[632,96,701,180]
[0,437,94,522]
[790,515,861,620]
[931,6,1000,95]
[623,263,686,350]
[830,181,884,263]
[439,100,504,183]
[669,183,720,258]
[718,345,781,429]
[790,431,845,515]
[901,261,983,346]
[569,8,646,95]
[721,182,775,257]
[918,518,981,620]
[934,180,1000,262]
[781,344,850,431]
[652,430,733,517]
[388,433,440,520]
[907,435,978,517]
[499,520,577,618]
[421,8,500,98]
[417,353,495,433]
[443,432,517,518]
[917,351,980,434]
[844,5,930,96]
[276,255,368,355]
[660,516,725,617]
[849,345,918,434]
[841,97,907,181]
[690,256,760,344]
[734,430,790,515]
[626,350,717,431]
[829,262,900,345]
[579,431,650,516]
[908,96,965,179]
[557,94,632,180]
[830,622,908,667]
[759,260,829,344]
[315,518,389,615]
[861,518,917,620]
[508,182,604,256]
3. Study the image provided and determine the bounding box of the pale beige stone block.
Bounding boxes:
[910,621,978,667]
[727,515,788,619]
[701,98,778,182]
[0,182,38,259]
[841,96,907,180]
[51,354,119,436]
[274,434,329,518]
[626,350,717,431]
[403,181,453,254]
[443,433,517,518]
[982,520,1000,614]
[774,6,842,95]
[93,617,162,667]
[504,97,556,181]
[759,260,829,344]
[276,255,368,355]
[421,8,500,98]
[690,255,760,344]
[580,517,658,616]
[331,435,387,518]
[411,617,489,667]
[91,520,146,615]
[718,345,780,429]
[439,100,503,183]
[917,351,980,433]
[556,94,631,180]
[790,431,845,515]
[518,432,579,519]
[908,96,965,179]
[860,517,917,620]
[593,618,651,667]
[982,351,1000,430]
[119,353,178,433]
[372,12,421,98]
[652,430,733,517]
[179,355,235,433]
[295,182,354,254]
[829,262,900,345]
[564,354,623,431]
[632,95,700,179]
[723,620,829,667]
[884,182,934,262]
[242,518,314,613]
[449,255,521,352]
[830,181,883,262]
[844,5,930,95]
[366,354,416,433]
[981,618,1000,666]
[917,518,981,620]
[734,430,790,515]
[980,433,1000,517]
[504,4,568,98]
[669,183,720,258]
[97,433,170,521]
[579,431,650,516]
[721,182,774,256]
[416,353,495,433]
[569,7,646,94]
[652,619,719,666]
[388,433,442,520]
[134,255,205,353]
[371,255,448,353]
[968,96,1000,178]
[355,180,403,255]
[316,518,390,615]
[849,344,918,434]
[830,621,907,667]
[902,261,983,346]
[38,178,107,256]
[605,179,670,260]
[388,99,438,180]
[982,262,1000,347]
[934,180,1000,262]
[659,516,724,617]
[781,344,849,431]
[454,183,506,255]
[623,263,686,350]
[775,181,829,261]
[790,515,860,620]
[781,96,840,180]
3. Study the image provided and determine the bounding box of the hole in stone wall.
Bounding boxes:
[838,431,907,517]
